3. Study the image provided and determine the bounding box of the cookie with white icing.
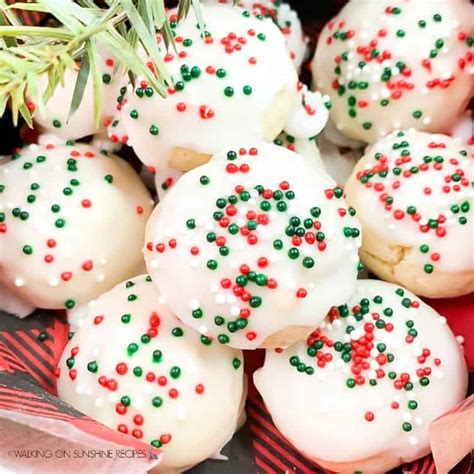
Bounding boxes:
[345,130,473,298]
[0,143,153,311]
[312,0,474,143]
[151,83,331,200]
[144,143,362,350]
[118,4,299,172]
[57,274,244,473]
[33,52,126,142]
[203,0,308,70]
[254,280,468,474]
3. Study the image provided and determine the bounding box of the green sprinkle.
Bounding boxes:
[22,245,33,255]
[152,396,163,407]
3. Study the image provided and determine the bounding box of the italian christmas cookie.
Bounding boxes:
[254,280,468,474]
[118,3,299,172]
[56,274,245,472]
[33,52,126,142]
[345,130,473,298]
[203,0,308,69]
[0,143,153,311]
[153,83,331,199]
[312,0,474,143]
[144,143,362,350]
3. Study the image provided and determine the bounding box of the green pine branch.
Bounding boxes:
[0,0,199,127]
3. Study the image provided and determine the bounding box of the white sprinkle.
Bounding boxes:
[94,398,104,408]
[409,437,418,446]
[215,294,226,304]
[108,393,118,403]
[132,398,145,410]
[177,404,187,420]
[435,370,445,380]
[189,299,200,310]
[14,278,25,287]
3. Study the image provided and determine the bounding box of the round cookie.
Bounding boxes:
[118,4,298,172]
[144,143,362,350]
[254,280,468,474]
[345,130,473,298]
[203,0,308,70]
[57,274,244,473]
[0,143,153,310]
[34,52,126,142]
[312,0,474,143]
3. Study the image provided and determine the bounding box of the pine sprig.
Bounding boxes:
[0,0,203,127]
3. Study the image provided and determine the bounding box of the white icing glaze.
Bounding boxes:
[144,143,362,349]
[57,274,244,473]
[34,51,126,141]
[254,280,468,472]
[0,143,153,310]
[118,4,298,171]
[154,168,185,201]
[203,0,308,69]
[275,132,325,170]
[312,0,474,143]
[346,129,473,273]
[151,82,331,199]
[284,85,331,139]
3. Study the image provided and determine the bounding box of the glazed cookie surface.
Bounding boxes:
[312,0,474,143]
[203,0,308,69]
[119,3,298,172]
[57,274,244,473]
[0,143,153,310]
[345,130,473,298]
[145,143,362,350]
[254,280,468,473]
